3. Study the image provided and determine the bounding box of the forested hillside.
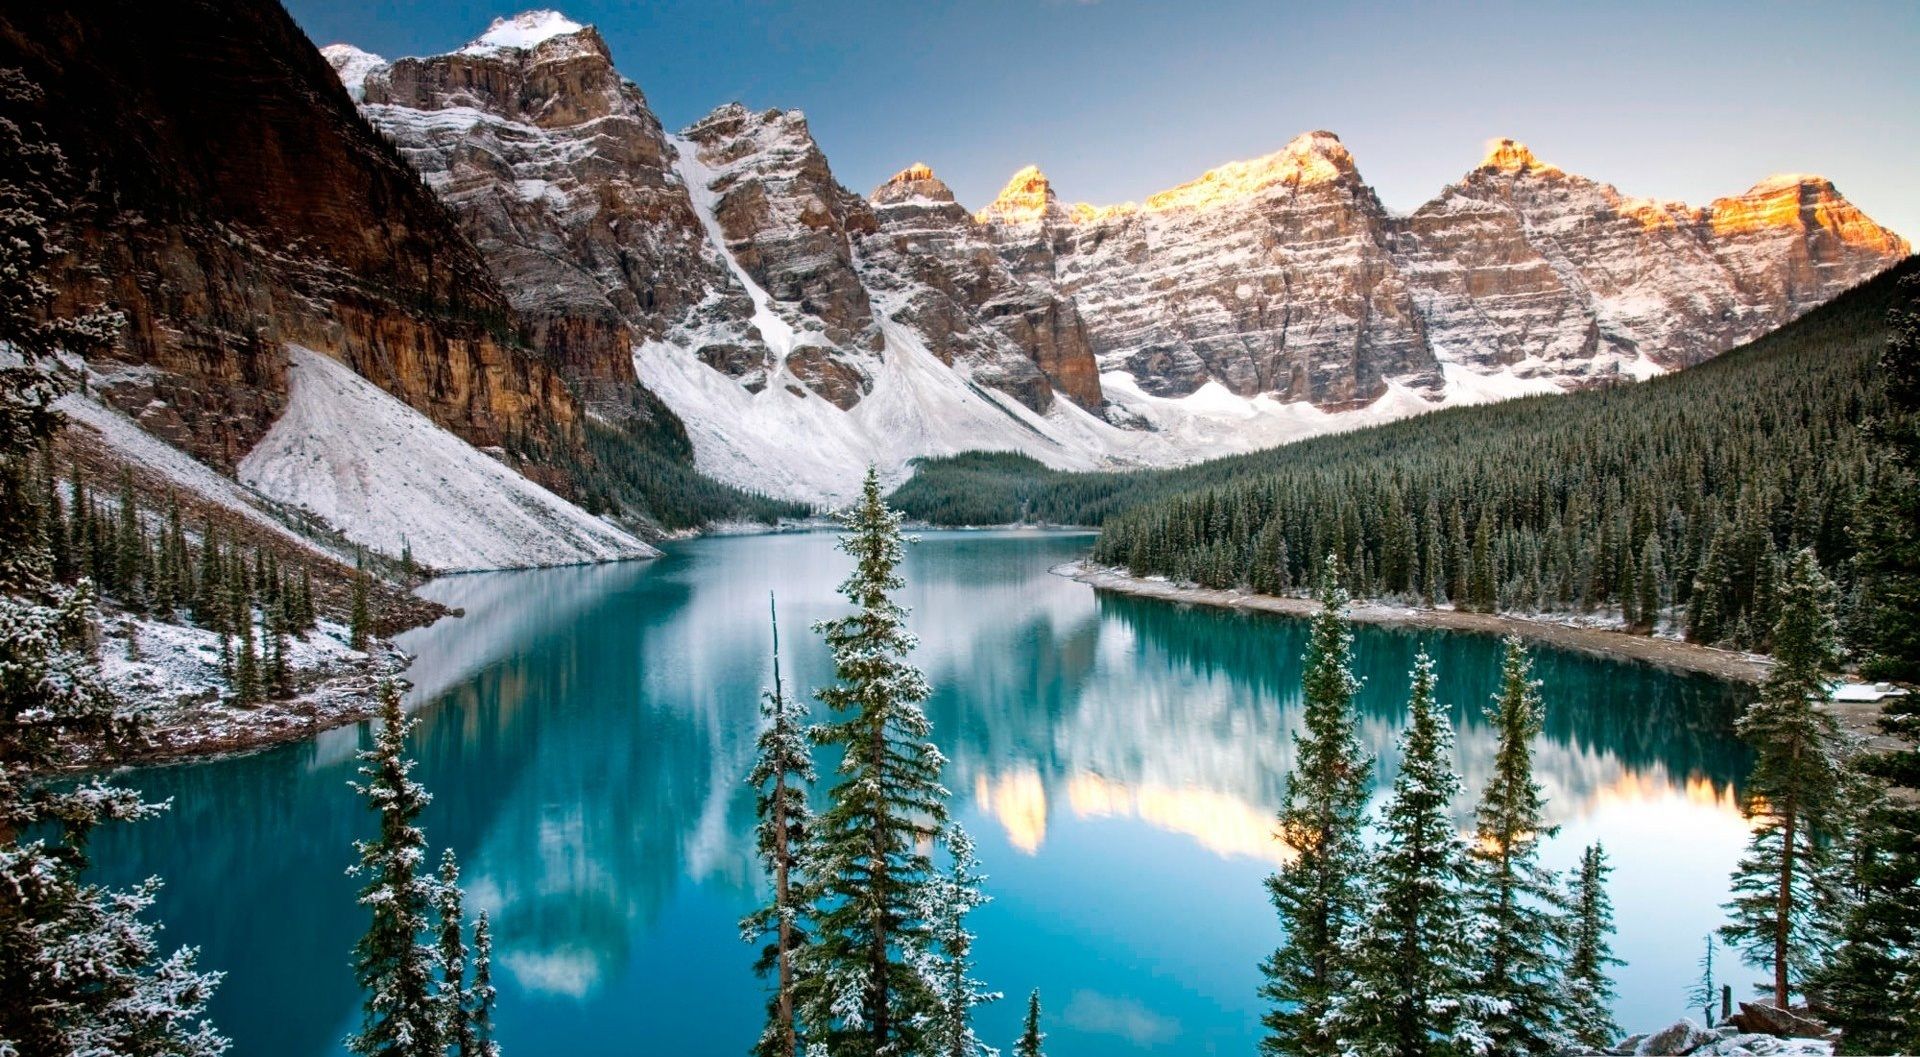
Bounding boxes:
[896,258,1917,650]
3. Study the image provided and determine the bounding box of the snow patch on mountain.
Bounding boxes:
[54,390,346,562]
[319,44,386,101]
[238,345,657,571]
[461,10,583,54]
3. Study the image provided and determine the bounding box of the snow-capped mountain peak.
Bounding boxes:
[461,9,585,54]
[319,43,385,101]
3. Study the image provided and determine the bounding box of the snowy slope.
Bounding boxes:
[238,346,657,571]
[55,390,348,562]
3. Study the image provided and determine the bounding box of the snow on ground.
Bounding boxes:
[93,608,404,762]
[55,390,348,563]
[238,345,657,572]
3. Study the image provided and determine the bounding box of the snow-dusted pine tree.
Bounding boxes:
[1014,990,1044,1057]
[1325,652,1489,1057]
[914,825,1000,1057]
[1686,934,1716,1027]
[743,593,816,1057]
[1562,844,1622,1050]
[347,682,443,1057]
[801,467,948,1056]
[0,66,226,1057]
[1467,636,1569,1056]
[1260,555,1373,1057]
[435,849,480,1057]
[470,912,500,1057]
[1720,548,1844,1008]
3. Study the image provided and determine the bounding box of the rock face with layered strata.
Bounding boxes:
[337,14,752,418]
[977,135,1909,401]
[863,164,1103,411]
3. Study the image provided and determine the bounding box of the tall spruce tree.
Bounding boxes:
[1720,548,1844,1007]
[1468,637,1568,1056]
[470,912,499,1057]
[743,594,815,1057]
[1260,555,1373,1057]
[1812,770,1920,1053]
[0,66,228,1057]
[435,850,478,1057]
[915,825,999,1057]
[801,467,948,1056]
[1325,652,1488,1057]
[1014,991,1044,1057]
[350,558,373,651]
[347,682,442,1057]
[1562,845,1622,1050]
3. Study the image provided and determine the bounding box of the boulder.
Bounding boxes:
[1732,1003,1826,1038]
[1636,1018,1715,1055]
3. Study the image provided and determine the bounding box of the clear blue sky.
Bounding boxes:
[287,0,1918,240]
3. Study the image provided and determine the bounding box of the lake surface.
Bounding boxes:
[88,531,1754,1056]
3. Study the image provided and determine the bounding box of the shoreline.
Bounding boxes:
[1055,560,1774,685]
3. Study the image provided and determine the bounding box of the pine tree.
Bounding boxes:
[266,596,291,699]
[193,519,221,628]
[915,826,999,1057]
[1812,772,1920,1053]
[1325,652,1488,1057]
[1720,548,1844,1008]
[435,850,479,1057]
[1562,845,1622,1050]
[1637,534,1665,634]
[801,467,948,1056]
[0,66,227,1055]
[1014,990,1044,1057]
[470,912,499,1057]
[231,568,259,705]
[1687,934,1717,1026]
[347,682,442,1057]
[1260,555,1373,1057]
[744,594,815,1057]
[351,557,373,651]
[1468,637,1567,1056]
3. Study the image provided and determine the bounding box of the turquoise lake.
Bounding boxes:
[86,530,1755,1055]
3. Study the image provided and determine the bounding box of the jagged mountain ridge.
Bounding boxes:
[328,10,1909,504]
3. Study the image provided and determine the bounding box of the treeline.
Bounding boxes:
[1079,260,1917,651]
[25,451,387,704]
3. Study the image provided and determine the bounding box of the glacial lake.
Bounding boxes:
[87,531,1755,1056]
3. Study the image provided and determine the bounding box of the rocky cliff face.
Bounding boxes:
[978,135,1909,402]
[863,164,1103,411]
[981,133,1442,407]
[341,21,1104,421]
[0,0,583,480]
[335,15,751,420]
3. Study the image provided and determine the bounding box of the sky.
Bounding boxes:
[285,0,1919,241]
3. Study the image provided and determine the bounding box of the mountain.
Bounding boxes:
[975,134,1909,405]
[0,0,657,568]
[328,11,1908,505]
[338,16,1148,503]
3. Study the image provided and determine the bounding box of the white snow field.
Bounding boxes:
[55,389,349,562]
[239,345,658,572]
